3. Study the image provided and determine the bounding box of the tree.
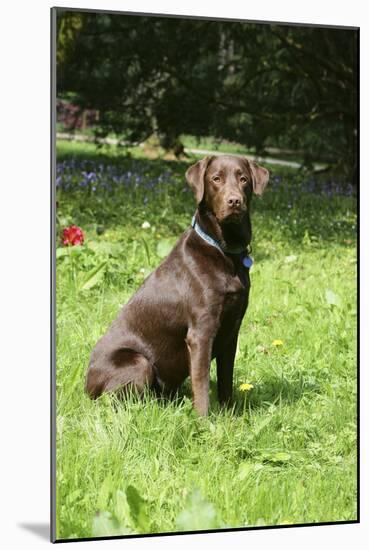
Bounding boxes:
[56,10,358,181]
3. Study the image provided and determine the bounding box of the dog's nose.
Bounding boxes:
[227,195,242,207]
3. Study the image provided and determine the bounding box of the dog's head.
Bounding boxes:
[186,154,269,224]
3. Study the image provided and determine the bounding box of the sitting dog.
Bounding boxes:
[85,155,269,415]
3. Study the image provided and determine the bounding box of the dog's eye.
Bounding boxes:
[240,176,247,184]
[213,176,221,183]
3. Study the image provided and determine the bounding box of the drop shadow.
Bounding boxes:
[18,522,49,541]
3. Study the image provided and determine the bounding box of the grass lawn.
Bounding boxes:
[55,140,357,540]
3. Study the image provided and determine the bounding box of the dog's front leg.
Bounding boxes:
[216,332,238,406]
[186,326,215,416]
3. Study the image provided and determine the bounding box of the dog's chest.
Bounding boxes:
[221,269,250,317]
[212,271,249,354]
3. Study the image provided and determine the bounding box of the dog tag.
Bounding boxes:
[242,256,253,269]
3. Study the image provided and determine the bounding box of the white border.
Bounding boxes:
[1,1,366,548]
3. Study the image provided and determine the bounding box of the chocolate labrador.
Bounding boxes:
[85,155,269,415]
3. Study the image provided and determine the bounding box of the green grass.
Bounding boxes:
[181,134,253,155]
[55,140,357,540]
[56,128,305,163]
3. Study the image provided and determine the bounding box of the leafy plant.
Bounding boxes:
[176,489,220,531]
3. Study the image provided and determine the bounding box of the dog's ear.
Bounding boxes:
[185,156,212,204]
[248,160,269,196]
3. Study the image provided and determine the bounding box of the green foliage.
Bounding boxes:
[325,289,341,308]
[91,484,221,536]
[79,261,107,291]
[91,483,151,536]
[156,238,175,259]
[55,143,357,540]
[92,512,128,537]
[176,489,220,531]
[125,485,150,532]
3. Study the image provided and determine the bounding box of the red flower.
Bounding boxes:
[62,225,85,246]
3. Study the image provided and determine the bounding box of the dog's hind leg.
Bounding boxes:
[85,347,154,399]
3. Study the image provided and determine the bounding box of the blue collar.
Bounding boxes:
[191,216,253,269]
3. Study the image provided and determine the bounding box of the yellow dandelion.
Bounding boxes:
[272,339,284,347]
[239,383,254,392]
